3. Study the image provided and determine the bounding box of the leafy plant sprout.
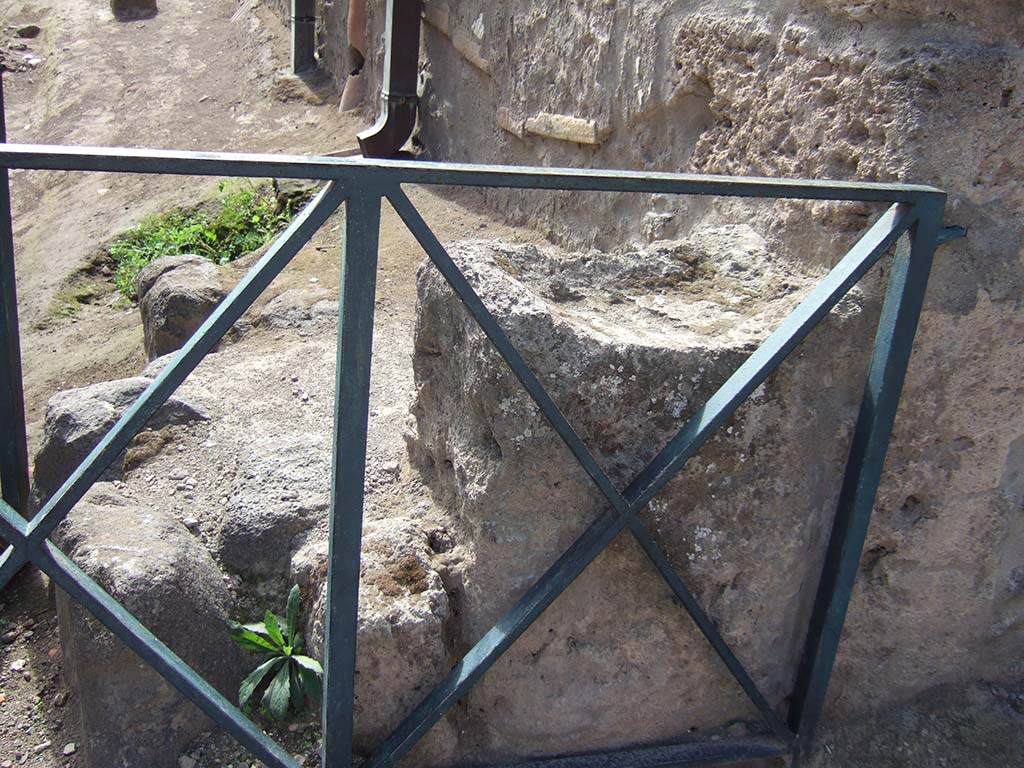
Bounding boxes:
[107,179,309,298]
[228,584,323,720]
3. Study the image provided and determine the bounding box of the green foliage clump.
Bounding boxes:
[108,180,299,298]
[228,584,323,720]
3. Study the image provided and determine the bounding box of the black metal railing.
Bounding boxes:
[0,138,949,768]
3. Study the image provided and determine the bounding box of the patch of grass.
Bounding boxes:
[49,278,107,319]
[108,180,307,298]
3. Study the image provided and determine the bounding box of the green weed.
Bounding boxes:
[108,180,305,299]
[228,584,323,720]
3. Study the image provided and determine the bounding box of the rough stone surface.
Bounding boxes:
[54,486,242,768]
[136,254,226,360]
[214,483,325,578]
[33,376,208,500]
[291,517,456,762]
[407,236,869,758]
[257,287,337,329]
[110,0,158,21]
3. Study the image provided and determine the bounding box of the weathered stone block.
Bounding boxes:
[407,234,870,759]
[292,517,457,763]
[55,487,242,768]
[33,376,208,500]
[136,254,226,360]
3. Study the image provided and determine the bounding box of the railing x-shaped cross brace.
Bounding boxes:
[0,141,948,768]
[353,190,939,768]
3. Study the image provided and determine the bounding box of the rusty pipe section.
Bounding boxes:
[339,0,367,111]
[357,0,422,158]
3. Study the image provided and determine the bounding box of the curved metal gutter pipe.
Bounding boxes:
[291,0,317,74]
[357,0,422,158]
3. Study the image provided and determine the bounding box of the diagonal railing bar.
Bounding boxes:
[0,181,347,592]
[383,190,787,744]
[0,143,944,204]
[367,193,916,767]
[579,203,918,744]
[0,498,297,766]
[382,185,788,752]
[625,518,791,741]
[364,505,626,768]
[34,540,301,768]
[0,502,28,580]
[0,182,349,768]
[787,204,943,761]
[0,499,26,538]
[385,186,631,517]
[0,501,29,587]
[0,543,23,577]
[609,205,919,736]
[624,203,916,513]
[606,205,919,745]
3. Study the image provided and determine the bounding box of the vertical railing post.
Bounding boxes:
[0,72,30,519]
[787,198,944,761]
[322,188,381,767]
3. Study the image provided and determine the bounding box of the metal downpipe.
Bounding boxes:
[357,0,421,158]
[291,0,317,74]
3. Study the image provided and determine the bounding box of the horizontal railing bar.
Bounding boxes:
[37,541,300,768]
[493,736,789,768]
[0,143,944,202]
[393,169,938,202]
[937,225,966,245]
[627,202,917,513]
[7,182,347,578]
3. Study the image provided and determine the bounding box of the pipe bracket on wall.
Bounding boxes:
[357,0,422,158]
[292,0,317,74]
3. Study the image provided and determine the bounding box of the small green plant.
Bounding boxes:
[107,180,303,298]
[228,584,323,720]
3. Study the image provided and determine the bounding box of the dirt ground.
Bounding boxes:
[0,1,1021,767]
